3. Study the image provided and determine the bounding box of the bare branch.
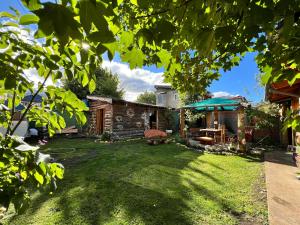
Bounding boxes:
[10,70,52,135]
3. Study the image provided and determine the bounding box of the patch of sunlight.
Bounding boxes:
[105,207,146,225]
[122,164,182,197]
[173,151,196,160]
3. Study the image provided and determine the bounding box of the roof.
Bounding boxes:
[184,97,243,111]
[2,94,43,111]
[22,94,43,103]
[266,79,300,102]
[87,96,169,109]
[154,84,174,90]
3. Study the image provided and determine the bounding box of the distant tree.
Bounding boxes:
[64,68,124,99]
[136,91,156,104]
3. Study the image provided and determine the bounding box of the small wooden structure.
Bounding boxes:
[181,97,247,151]
[86,96,170,138]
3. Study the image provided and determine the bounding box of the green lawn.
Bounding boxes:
[4,138,267,225]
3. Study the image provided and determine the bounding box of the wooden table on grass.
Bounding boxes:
[198,128,222,143]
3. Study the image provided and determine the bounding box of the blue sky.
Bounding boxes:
[1,1,265,102]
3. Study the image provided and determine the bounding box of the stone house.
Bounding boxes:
[86,96,173,138]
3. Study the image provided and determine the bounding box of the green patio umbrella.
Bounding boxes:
[184,98,240,111]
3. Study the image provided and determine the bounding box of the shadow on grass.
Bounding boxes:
[264,151,296,167]
[186,165,223,185]
[7,139,263,225]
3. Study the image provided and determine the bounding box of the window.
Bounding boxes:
[157,94,166,105]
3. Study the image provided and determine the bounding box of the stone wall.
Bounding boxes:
[112,102,168,137]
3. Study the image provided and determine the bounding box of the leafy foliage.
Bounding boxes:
[185,110,206,127]
[64,67,124,99]
[161,109,178,131]
[0,12,95,213]
[136,91,156,105]
[180,92,208,127]
[282,109,300,132]
[1,0,299,93]
[246,102,280,129]
[0,135,64,214]
[99,131,112,142]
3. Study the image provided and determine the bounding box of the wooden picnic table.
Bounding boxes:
[199,128,222,143]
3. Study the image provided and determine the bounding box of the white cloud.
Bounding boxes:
[102,60,165,101]
[23,68,60,88]
[212,91,239,98]
[21,60,166,101]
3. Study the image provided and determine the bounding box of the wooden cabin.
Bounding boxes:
[86,96,172,138]
[266,79,300,145]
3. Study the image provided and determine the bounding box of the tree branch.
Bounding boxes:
[10,70,52,135]
[5,87,16,137]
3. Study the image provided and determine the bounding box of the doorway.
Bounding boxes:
[96,109,104,135]
[149,111,157,129]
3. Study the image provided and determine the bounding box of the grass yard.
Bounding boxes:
[4,138,267,225]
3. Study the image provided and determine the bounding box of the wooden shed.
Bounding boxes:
[86,96,172,138]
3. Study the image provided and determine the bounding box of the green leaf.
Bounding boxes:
[76,111,87,125]
[54,164,64,179]
[130,0,138,6]
[58,115,66,128]
[260,65,272,85]
[21,0,42,10]
[121,48,145,69]
[19,14,39,25]
[34,171,44,184]
[88,31,115,43]
[205,7,211,14]
[39,162,47,175]
[35,3,82,44]
[0,37,9,49]
[103,42,118,61]
[154,20,176,42]
[117,0,124,6]
[88,78,96,93]
[288,73,300,86]
[82,73,89,87]
[4,77,16,90]
[79,0,92,33]
[0,12,17,19]
[50,163,64,179]
[20,171,28,180]
[157,49,172,68]
[120,31,134,48]
[3,21,19,28]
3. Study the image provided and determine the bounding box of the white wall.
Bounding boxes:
[0,121,28,137]
[156,89,179,108]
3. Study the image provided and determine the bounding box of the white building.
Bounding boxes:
[154,84,179,108]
